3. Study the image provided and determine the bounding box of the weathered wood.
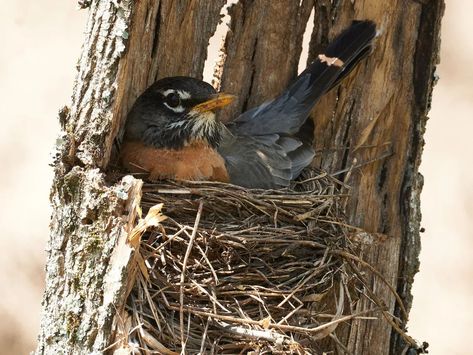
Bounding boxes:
[306,1,444,353]
[218,0,314,123]
[112,0,226,158]
[36,167,142,354]
[66,0,132,169]
[220,1,444,353]
[37,0,444,353]
[36,1,141,353]
[37,0,225,353]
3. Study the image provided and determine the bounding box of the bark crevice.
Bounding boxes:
[37,1,444,353]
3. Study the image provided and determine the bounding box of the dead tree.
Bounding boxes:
[36,0,444,354]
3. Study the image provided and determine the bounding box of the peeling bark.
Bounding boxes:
[37,0,444,353]
[37,1,140,352]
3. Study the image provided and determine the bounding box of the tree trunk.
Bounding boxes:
[36,0,444,354]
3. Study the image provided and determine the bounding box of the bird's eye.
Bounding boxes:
[165,92,181,108]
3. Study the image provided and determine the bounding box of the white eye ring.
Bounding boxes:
[163,102,185,113]
[161,89,191,99]
[160,89,190,113]
[165,92,181,107]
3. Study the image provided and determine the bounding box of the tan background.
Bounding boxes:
[0,1,470,354]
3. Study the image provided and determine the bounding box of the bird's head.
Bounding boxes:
[124,76,235,149]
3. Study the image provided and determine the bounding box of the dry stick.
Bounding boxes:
[140,274,162,332]
[277,304,303,325]
[199,317,211,354]
[167,303,378,335]
[101,315,144,352]
[194,243,219,286]
[176,225,219,286]
[190,280,231,313]
[179,200,204,354]
[294,171,328,184]
[222,325,287,343]
[330,151,393,177]
[330,249,408,320]
[277,265,326,307]
[330,332,354,355]
[135,171,396,349]
[344,258,417,347]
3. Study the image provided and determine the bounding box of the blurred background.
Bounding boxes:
[0,1,470,354]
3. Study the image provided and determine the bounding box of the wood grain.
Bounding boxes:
[38,0,444,353]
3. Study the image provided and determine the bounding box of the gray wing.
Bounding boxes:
[217,130,314,189]
[218,21,376,188]
[229,20,376,137]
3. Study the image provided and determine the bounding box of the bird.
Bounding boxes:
[120,20,377,189]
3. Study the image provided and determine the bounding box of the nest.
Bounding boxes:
[122,169,409,354]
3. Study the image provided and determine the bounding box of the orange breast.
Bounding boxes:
[120,140,229,182]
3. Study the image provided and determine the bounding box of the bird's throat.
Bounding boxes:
[187,111,222,147]
[156,114,223,150]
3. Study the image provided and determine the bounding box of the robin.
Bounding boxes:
[120,20,376,188]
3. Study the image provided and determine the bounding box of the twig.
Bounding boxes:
[179,200,204,353]
[123,168,410,351]
[345,258,416,347]
[167,303,378,335]
[330,249,408,320]
[199,317,211,354]
[330,151,393,177]
[222,324,287,343]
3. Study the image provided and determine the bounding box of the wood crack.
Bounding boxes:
[151,1,162,60]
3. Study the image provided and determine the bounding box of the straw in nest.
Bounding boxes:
[119,169,413,354]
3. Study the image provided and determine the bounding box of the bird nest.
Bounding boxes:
[121,169,408,354]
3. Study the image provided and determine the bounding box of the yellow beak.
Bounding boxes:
[192,93,236,113]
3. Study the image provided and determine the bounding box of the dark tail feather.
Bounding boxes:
[325,45,372,91]
[323,21,376,91]
[232,20,377,136]
[289,20,377,107]
[294,116,314,146]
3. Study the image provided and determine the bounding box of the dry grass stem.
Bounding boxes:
[115,169,414,353]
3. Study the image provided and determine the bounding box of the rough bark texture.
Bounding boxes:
[37,0,444,354]
[37,1,140,354]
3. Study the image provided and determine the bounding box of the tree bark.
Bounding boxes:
[37,0,444,354]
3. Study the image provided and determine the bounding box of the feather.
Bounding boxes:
[218,21,376,188]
